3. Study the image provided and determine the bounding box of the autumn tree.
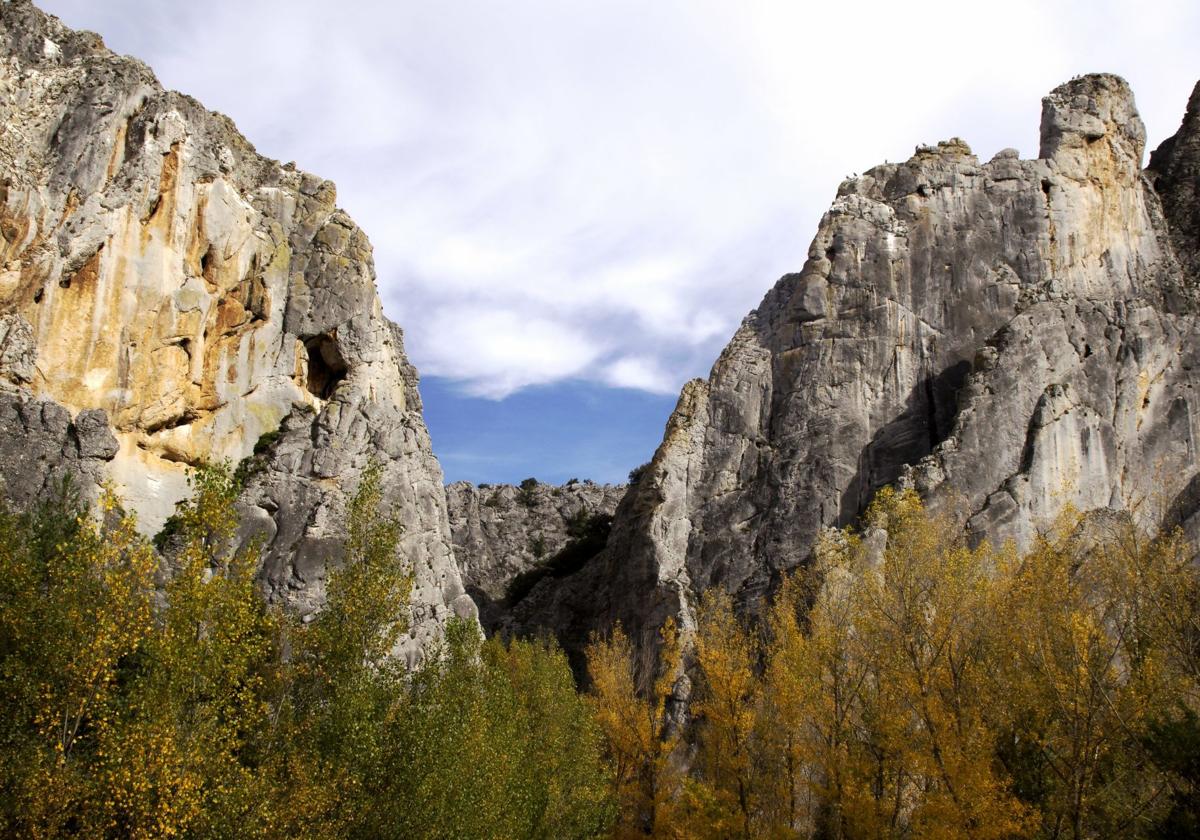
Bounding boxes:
[0,483,157,837]
[0,465,282,839]
[587,619,684,837]
[679,589,765,839]
[106,463,281,838]
[992,511,1197,838]
[670,490,1200,839]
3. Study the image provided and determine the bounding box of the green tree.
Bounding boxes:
[380,621,614,839]
[269,462,412,838]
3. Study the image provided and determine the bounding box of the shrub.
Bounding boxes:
[517,477,539,508]
[253,427,281,455]
[530,533,547,560]
[627,462,651,484]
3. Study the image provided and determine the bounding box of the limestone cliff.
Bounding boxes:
[0,1,474,659]
[512,75,1200,680]
[445,479,625,632]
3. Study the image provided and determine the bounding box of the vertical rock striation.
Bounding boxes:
[0,1,474,658]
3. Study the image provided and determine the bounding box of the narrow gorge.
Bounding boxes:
[2,0,1199,689]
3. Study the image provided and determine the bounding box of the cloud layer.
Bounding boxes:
[42,0,1200,398]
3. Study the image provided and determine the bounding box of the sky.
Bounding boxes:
[37,0,1200,485]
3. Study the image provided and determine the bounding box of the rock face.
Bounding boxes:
[445,479,625,631]
[516,75,1200,681]
[0,1,474,658]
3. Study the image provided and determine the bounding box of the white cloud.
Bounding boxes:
[40,0,1200,399]
[417,307,601,398]
[604,357,678,394]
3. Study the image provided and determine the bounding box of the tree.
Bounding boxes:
[682,590,764,839]
[993,511,1195,838]
[0,483,158,837]
[269,462,411,838]
[586,619,683,838]
[105,463,281,838]
[0,465,284,838]
[380,623,614,839]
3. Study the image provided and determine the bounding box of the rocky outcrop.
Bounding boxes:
[514,75,1200,682]
[1149,81,1200,288]
[0,1,474,659]
[446,479,625,631]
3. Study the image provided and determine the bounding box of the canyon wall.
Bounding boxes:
[0,1,474,660]
[445,479,625,631]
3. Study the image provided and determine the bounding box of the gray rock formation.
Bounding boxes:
[513,75,1200,683]
[0,391,117,509]
[0,1,474,659]
[445,479,625,631]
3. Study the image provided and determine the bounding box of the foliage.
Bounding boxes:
[1143,708,1200,837]
[627,462,651,485]
[586,619,683,838]
[587,488,1200,838]
[253,428,281,455]
[6,465,1200,838]
[379,621,615,839]
[0,464,614,839]
[0,467,280,838]
[268,462,412,837]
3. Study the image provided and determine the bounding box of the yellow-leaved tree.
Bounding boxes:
[586,619,684,838]
[0,482,157,838]
[677,589,765,839]
[652,488,1200,839]
[0,465,283,839]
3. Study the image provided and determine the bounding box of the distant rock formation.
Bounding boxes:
[511,75,1200,683]
[0,1,474,661]
[445,479,625,633]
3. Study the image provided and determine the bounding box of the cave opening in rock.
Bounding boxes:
[303,334,347,400]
